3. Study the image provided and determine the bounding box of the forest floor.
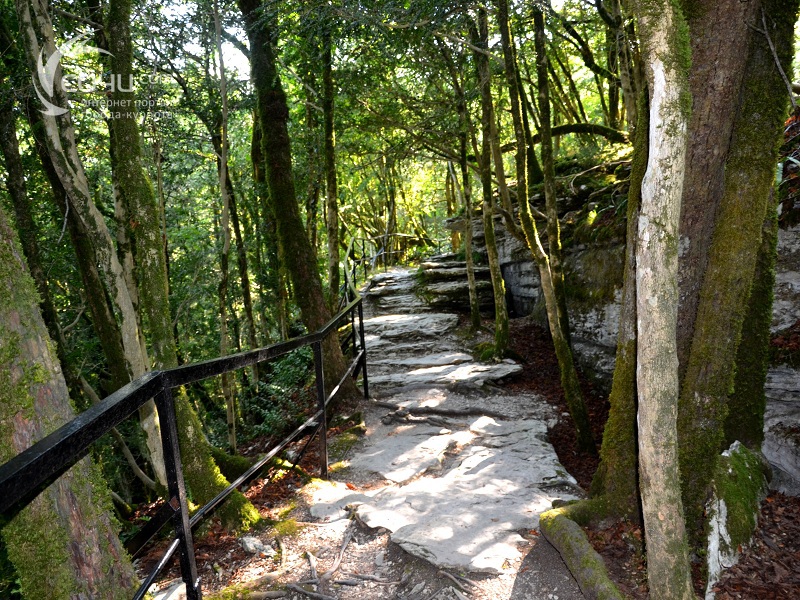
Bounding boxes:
[141,271,800,600]
[507,318,800,600]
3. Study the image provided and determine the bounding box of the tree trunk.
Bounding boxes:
[725,205,778,449]
[533,9,571,345]
[589,94,648,518]
[213,0,237,453]
[472,7,509,356]
[676,0,797,545]
[675,0,763,374]
[632,2,694,596]
[14,0,166,486]
[238,0,357,397]
[105,0,257,527]
[24,100,131,394]
[0,204,138,600]
[323,30,340,303]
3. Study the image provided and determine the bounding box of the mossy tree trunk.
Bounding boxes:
[24,100,131,394]
[0,204,139,600]
[725,204,778,449]
[238,0,357,397]
[471,6,510,356]
[212,0,237,454]
[105,0,258,529]
[631,1,694,596]
[589,94,648,518]
[323,29,340,304]
[14,0,166,485]
[676,0,798,548]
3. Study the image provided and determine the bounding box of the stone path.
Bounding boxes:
[310,267,584,596]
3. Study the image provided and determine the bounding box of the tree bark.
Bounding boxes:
[676,0,798,544]
[23,100,131,394]
[238,0,356,396]
[589,94,648,518]
[632,1,694,596]
[675,0,763,374]
[323,30,340,303]
[105,0,257,527]
[0,204,138,600]
[471,7,509,356]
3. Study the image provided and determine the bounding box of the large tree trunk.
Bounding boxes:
[238,0,357,396]
[675,0,764,373]
[105,0,258,528]
[24,100,131,394]
[676,0,798,545]
[632,2,694,596]
[0,204,138,600]
[14,0,166,486]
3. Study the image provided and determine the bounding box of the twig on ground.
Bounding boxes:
[306,551,318,581]
[449,572,480,589]
[285,583,337,600]
[321,522,355,581]
[341,572,409,586]
[332,579,360,586]
[452,588,470,600]
[437,570,469,593]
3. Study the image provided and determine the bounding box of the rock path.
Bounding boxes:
[309,267,585,596]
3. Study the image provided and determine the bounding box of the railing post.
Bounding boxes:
[362,239,367,281]
[357,300,370,400]
[312,340,328,480]
[155,387,202,600]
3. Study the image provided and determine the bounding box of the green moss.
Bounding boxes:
[271,518,303,538]
[328,430,361,462]
[2,496,75,600]
[209,446,257,481]
[726,208,777,448]
[711,444,768,554]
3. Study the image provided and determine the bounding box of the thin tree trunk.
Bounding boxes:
[633,2,694,596]
[471,7,509,356]
[0,204,139,600]
[589,94,648,517]
[533,9,571,345]
[238,0,357,396]
[213,0,237,453]
[450,158,479,315]
[323,30,340,303]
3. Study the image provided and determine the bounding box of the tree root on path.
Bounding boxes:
[375,401,510,421]
[539,502,625,600]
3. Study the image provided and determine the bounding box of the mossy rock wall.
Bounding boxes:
[471,213,625,390]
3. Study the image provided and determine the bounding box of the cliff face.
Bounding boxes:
[471,211,625,387]
[471,213,800,495]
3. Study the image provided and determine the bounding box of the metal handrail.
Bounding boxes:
[0,263,370,600]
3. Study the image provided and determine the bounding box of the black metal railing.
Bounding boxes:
[0,264,369,600]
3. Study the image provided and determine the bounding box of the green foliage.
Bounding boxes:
[245,347,315,439]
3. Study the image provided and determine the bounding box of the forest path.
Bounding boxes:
[304,267,586,599]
